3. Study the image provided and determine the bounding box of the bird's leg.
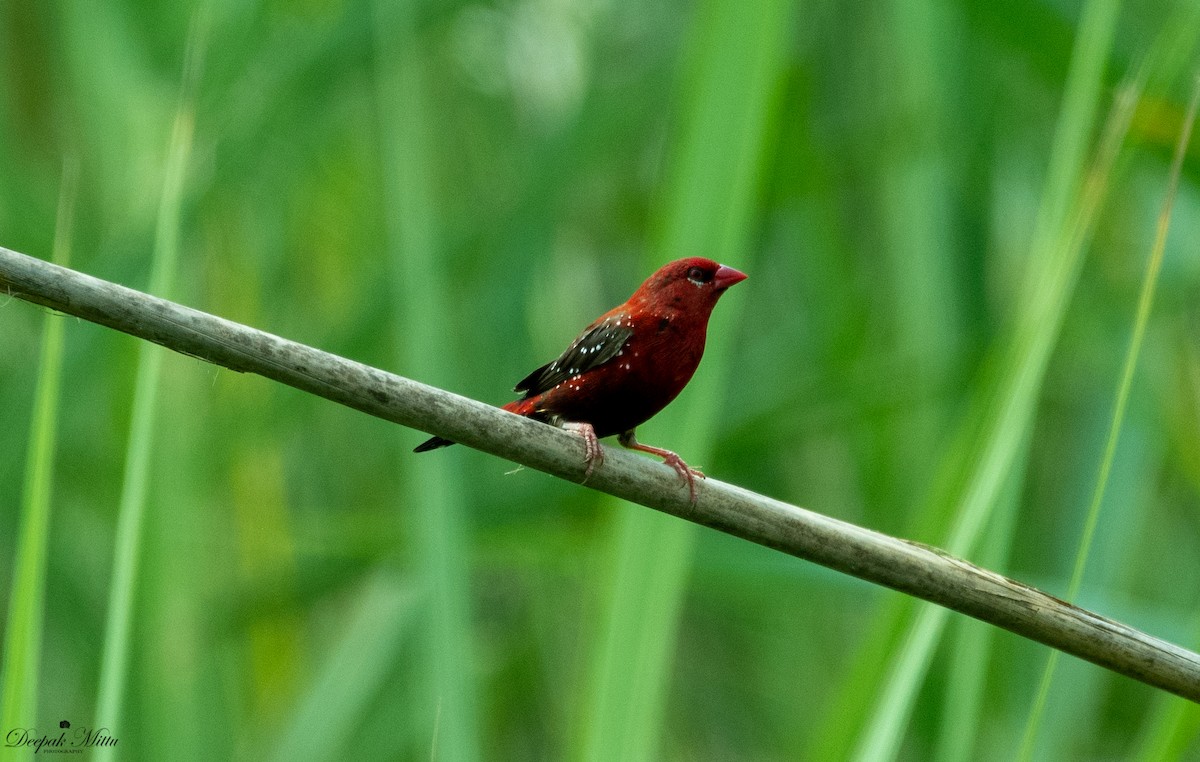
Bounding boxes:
[618,430,705,504]
[562,421,603,481]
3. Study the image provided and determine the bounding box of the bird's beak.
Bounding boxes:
[713,264,748,290]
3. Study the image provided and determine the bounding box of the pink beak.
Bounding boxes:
[713,264,748,290]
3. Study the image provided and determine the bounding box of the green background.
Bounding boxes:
[1,0,1199,759]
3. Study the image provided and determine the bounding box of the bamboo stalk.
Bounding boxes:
[2,244,1198,703]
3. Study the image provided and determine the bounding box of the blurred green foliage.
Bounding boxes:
[1,0,1199,759]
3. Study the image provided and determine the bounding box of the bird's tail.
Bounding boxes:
[412,398,538,453]
[413,435,454,452]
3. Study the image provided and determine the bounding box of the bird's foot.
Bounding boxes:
[617,431,705,506]
[563,422,603,481]
[660,451,705,506]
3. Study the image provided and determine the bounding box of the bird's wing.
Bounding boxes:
[514,315,634,397]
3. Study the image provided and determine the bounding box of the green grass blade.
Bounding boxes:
[1132,680,1200,762]
[0,161,77,735]
[874,0,961,506]
[373,3,480,759]
[577,0,793,759]
[270,571,418,762]
[92,17,203,754]
[1131,323,1200,758]
[933,443,1028,762]
[946,0,1124,561]
[851,1,1124,758]
[1018,70,1200,761]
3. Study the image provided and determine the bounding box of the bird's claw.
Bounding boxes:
[563,422,603,482]
[616,431,705,506]
[661,452,705,506]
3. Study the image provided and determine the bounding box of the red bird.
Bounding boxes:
[415,257,747,501]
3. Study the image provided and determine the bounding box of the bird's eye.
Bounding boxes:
[687,266,711,285]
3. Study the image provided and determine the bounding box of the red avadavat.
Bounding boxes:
[415,257,747,502]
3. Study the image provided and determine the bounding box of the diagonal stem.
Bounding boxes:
[1,244,1200,703]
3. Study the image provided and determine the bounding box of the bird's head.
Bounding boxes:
[629,257,748,318]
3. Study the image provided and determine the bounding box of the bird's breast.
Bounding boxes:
[535,319,707,437]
